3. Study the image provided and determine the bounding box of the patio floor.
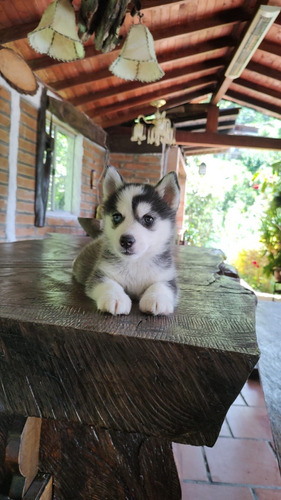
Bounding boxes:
[173,294,281,500]
[173,377,281,499]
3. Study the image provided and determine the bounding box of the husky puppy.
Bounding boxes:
[73,166,180,315]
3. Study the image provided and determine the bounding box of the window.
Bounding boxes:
[47,117,82,215]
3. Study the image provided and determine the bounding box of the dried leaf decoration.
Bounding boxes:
[0,46,38,95]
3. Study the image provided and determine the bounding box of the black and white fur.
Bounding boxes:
[73,166,180,315]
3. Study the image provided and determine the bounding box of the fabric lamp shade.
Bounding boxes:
[28,0,85,62]
[109,24,164,82]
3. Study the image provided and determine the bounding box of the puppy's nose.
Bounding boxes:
[120,234,135,249]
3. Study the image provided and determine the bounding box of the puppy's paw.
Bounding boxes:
[88,281,132,315]
[97,291,132,315]
[140,284,175,316]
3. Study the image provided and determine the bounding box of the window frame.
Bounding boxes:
[46,114,83,218]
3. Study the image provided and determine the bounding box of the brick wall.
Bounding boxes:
[109,152,162,185]
[1,91,107,241]
[1,84,186,242]
[15,98,37,239]
[0,87,10,242]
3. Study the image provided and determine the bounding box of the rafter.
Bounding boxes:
[0,0,185,44]
[51,56,225,92]
[226,89,281,120]
[99,85,216,128]
[88,76,216,119]
[68,38,232,108]
[247,61,281,82]
[25,7,246,72]
[235,78,281,103]
[29,33,232,72]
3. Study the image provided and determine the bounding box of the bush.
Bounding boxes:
[232,249,275,293]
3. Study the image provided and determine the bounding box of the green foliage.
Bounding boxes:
[258,161,281,277]
[184,191,220,246]
[221,177,257,222]
[233,249,274,293]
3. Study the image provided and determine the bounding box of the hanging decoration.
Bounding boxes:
[130,100,175,147]
[0,46,38,95]
[78,0,129,53]
[109,14,164,82]
[28,0,85,62]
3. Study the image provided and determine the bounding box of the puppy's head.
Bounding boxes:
[102,166,180,259]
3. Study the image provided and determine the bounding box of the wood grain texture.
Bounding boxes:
[256,301,281,473]
[39,420,180,500]
[0,234,259,498]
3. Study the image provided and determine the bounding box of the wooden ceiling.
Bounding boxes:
[1,0,281,154]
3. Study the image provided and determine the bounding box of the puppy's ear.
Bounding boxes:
[155,172,180,211]
[103,166,124,200]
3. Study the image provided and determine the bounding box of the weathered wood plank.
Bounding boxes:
[48,97,107,148]
[39,421,181,500]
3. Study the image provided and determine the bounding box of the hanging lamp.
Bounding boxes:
[130,100,175,147]
[109,15,164,83]
[28,0,85,62]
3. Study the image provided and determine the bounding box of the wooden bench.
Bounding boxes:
[0,234,259,499]
[256,300,281,474]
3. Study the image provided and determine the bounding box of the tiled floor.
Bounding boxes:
[173,377,281,500]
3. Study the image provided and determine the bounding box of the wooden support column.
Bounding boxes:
[206,104,219,132]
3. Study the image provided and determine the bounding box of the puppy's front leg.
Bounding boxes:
[139,282,177,316]
[86,279,132,315]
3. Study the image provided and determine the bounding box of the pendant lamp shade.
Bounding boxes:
[109,24,164,82]
[28,0,85,62]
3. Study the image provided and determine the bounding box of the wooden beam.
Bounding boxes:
[211,76,233,104]
[30,33,233,73]
[225,89,281,120]
[259,39,281,58]
[206,105,220,132]
[247,61,281,83]
[48,97,107,148]
[0,0,183,44]
[69,39,232,107]
[87,75,216,118]
[235,77,281,103]
[26,7,245,72]
[51,56,224,92]
[99,85,216,129]
[173,108,240,127]
[175,130,281,150]
[0,21,37,44]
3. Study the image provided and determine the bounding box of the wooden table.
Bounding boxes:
[0,234,259,500]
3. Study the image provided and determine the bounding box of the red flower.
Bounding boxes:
[253,183,259,190]
[252,260,260,268]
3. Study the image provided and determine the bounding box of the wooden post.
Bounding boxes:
[206,104,219,132]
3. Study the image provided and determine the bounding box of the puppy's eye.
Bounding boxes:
[143,214,154,227]
[112,213,123,225]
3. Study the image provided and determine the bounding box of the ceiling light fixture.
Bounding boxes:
[225,5,281,79]
[109,14,164,83]
[130,99,175,147]
[28,0,85,62]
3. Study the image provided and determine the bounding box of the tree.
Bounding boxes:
[184,191,221,246]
